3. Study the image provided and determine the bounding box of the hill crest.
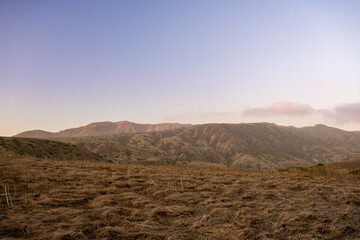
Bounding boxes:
[15,121,191,138]
[0,137,104,162]
[62,122,360,170]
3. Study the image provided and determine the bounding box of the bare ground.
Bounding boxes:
[0,155,359,239]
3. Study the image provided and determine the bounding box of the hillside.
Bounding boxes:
[1,155,359,239]
[15,121,191,138]
[62,123,360,170]
[0,137,104,162]
[324,154,360,171]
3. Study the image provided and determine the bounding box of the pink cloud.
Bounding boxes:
[243,101,360,124]
[162,102,360,125]
[243,102,314,117]
[327,102,360,123]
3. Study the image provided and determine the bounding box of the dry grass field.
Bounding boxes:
[1,155,359,239]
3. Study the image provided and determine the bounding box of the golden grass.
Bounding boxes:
[0,155,359,239]
[282,163,360,180]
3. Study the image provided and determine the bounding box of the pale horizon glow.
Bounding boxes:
[1,0,360,136]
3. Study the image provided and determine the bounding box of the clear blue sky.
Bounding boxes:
[1,0,360,136]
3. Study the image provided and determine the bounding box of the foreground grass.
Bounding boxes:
[0,156,359,239]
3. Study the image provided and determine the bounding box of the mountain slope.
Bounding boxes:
[15,121,191,138]
[0,137,104,162]
[62,123,360,170]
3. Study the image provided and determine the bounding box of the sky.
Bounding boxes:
[1,0,360,136]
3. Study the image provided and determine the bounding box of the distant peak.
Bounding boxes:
[314,124,328,128]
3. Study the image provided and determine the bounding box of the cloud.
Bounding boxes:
[243,102,315,117]
[199,111,241,118]
[243,101,360,124]
[162,114,182,122]
[326,102,360,123]
[162,102,360,126]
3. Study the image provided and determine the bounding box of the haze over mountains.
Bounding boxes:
[13,121,360,170]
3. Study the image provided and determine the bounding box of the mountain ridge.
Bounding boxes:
[15,121,191,138]
[13,121,360,170]
[59,122,360,170]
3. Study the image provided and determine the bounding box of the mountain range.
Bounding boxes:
[15,121,191,138]
[15,121,360,170]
